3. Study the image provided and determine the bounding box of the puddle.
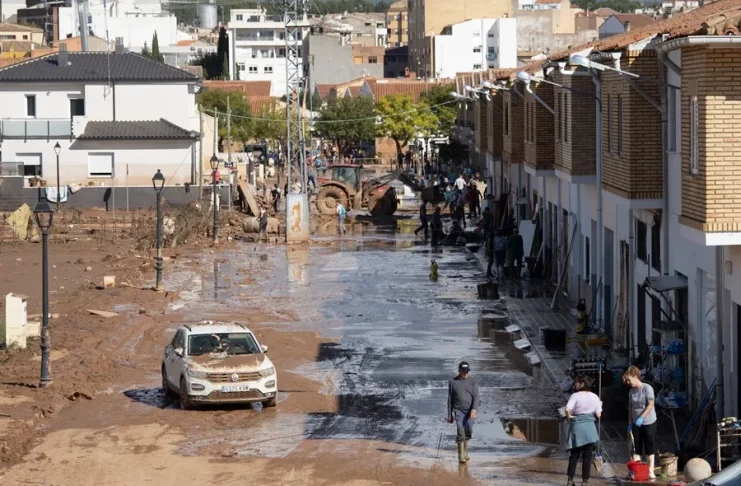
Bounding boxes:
[502,418,563,445]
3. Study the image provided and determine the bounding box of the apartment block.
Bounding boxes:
[502,89,524,165]
[386,1,409,47]
[487,91,504,159]
[523,82,555,173]
[552,69,596,178]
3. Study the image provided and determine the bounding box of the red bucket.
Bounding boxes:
[627,461,650,481]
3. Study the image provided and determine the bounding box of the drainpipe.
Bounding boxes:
[657,48,670,280]
[629,208,636,358]
[577,183,582,301]
[591,69,604,332]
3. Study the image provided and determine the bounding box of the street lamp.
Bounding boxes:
[54,142,61,207]
[210,155,219,244]
[152,169,165,292]
[34,198,54,388]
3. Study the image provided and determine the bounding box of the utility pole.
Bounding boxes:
[199,108,204,198]
[213,107,219,158]
[78,0,89,51]
[226,96,232,211]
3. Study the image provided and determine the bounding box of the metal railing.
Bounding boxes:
[0,162,23,176]
[1,119,72,141]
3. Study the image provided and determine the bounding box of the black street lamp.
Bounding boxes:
[54,142,61,207]
[34,198,54,388]
[152,169,165,292]
[210,155,219,244]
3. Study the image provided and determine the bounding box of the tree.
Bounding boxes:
[376,95,437,158]
[217,27,229,78]
[190,53,222,80]
[151,31,164,63]
[420,83,456,136]
[197,90,253,150]
[222,56,230,80]
[315,95,377,155]
[252,104,287,149]
[141,42,151,59]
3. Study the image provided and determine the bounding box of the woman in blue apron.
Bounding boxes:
[565,375,602,486]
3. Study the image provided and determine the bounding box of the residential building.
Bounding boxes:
[0,0,25,22]
[310,12,387,47]
[30,36,110,58]
[227,8,311,97]
[432,17,516,79]
[515,0,599,55]
[0,41,201,210]
[408,0,511,79]
[454,0,741,417]
[0,23,45,44]
[202,80,276,113]
[303,34,384,93]
[384,45,409,78]
[159,40,218,69]
[598,14,655,39]
[386,1,408,47]
[519,0,568,11]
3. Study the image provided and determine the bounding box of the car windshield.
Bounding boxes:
[187,332,260,356]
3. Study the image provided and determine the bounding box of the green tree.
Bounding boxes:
[190,52,221,80]
[376,94,437,158]
[420,83,456,136]
[217,27,229,78]
[141,41,151,59]
[315,95,376,155]
[197,90,253,150]
[222,56,230,80]
[253,104,287,149]
[151,31,164,62]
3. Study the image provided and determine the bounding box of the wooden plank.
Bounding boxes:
[236,180,261,216]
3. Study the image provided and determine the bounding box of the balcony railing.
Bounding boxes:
[1,119,72,141]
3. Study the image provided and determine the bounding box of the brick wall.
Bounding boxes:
[524,82,555,172]
[601,50,663,200]
[503,90,524,164]
[680,47,741,233]
[476,98,489,154]
[488,91,504,158]
[553,70,596,176]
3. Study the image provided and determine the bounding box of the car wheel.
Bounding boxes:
[162,366,176,400]
[263,396,277,408]
[179,377,193,410]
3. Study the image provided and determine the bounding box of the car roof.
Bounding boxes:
[178,321,254,335]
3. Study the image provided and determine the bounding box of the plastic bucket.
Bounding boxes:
[627,461,650,481]
[542,328,567,349]
[660,453,678,477]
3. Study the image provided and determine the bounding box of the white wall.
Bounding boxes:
[598,17,626,39]
[0,83,84,118]
[113,83,197,129]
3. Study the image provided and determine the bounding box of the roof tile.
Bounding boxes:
[78,119,195,140]
[203,80,272,97]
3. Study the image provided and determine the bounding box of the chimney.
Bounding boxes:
[624,20,631,31]
[58,43,69,66]
[115,37,125,54]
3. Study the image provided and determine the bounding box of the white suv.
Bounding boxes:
[162,322,278,409]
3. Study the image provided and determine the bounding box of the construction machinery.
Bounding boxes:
[315,164,441,216]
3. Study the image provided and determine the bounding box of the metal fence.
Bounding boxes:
[1,119,72,140]
[0,162,23,176]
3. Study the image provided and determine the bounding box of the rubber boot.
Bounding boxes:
[566,477,575,486]
[648,454,656,479]
[632,455,641,463]
[463,440,470,461]
[457,442,466,464]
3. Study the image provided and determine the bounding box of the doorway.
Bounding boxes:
[637,284,646,354]
[737,304,741,415]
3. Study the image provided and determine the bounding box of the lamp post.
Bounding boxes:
[54,142,61,207]
[33,199,54,388]
[152,169,165,292]
[210,155,219,244]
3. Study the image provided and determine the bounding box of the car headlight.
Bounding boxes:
[187,368,208,379]
[259,367,275,377]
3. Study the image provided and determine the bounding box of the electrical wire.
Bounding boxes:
[199,98,457,123]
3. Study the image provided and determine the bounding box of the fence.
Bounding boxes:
[0,162,23,176]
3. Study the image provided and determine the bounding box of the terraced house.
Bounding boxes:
[455,0,741,418]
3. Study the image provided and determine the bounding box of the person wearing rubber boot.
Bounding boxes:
[447,362,479,464]
[623,366,658,479]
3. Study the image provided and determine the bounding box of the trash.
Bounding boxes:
[7,203,32,240]
[513,338,531,350]
[86,309,118,318]
[66,391,92,401]
[103,276,116,288]
[660,452,678,477]
[85,266,92,272]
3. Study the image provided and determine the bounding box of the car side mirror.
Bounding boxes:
[260,344,268,354]
[174,347,184,357]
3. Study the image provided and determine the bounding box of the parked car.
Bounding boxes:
[162,321,278,410]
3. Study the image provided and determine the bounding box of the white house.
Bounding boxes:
[433,18,517,80]
[227,8,311,97]
[0,42,200,191]
[598,14,655,39]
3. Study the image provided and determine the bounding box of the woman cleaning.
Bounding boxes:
[623,365,658,479]
[565,375,602,486]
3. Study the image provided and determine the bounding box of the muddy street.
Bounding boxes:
[1,220,609,485]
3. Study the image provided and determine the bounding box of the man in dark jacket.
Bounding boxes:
[258,208,268,242]
[414,202,429,239]
[447,362,479,464]
[430,206,443,246]
[507,227,524,280]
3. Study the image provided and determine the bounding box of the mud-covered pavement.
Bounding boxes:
[0,219,611,485]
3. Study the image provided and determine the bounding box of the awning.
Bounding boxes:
[643,275,688,293]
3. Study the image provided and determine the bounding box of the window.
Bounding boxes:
[559,93,564,141]
[353,56,363,64]
[504,102,509,135]
[237,63,245,72]
[690,95,698,175]
[25,95,36,117]
[16,153,42,177]
[236,14,243,21]
[488,33,495,37]
[22,35,28,40]
[473,47,481,53]
[248,66,258,73]
[70,98,85,117]
[279,32,285,40]
[264,66,273,73]
[473,32,480,37]
[473,64,482,70]
[617,94,623,154]
[368,56,378,64]
[651,221,661,271]
[636,220,647,262]
[88,153,113,177]
[606,94,612,153]
[564,93,569,142]
[668,88,677,152]
[585,236,590,279]
[278,48,286,58]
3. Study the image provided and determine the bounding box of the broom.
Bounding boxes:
[593,363,604,474]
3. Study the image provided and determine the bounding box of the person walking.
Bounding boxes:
[258,208,268,242]
[430,206,443,246]
[565,375,602,486]
[336,202,347,234]
[447,362,479,464]
[414,201,429,239]
[507,228,524,280]
[454,173,466,192]
[623,366,658,479]
[493,230,507,279]
[270,184,281,214]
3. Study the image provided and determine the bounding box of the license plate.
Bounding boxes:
[221,385,249,393]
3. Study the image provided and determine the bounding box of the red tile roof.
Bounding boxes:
[371,79,453,101]
[249,96,279,113]
[316,83,336,99]
[203,80,272,97]
[610,14,656,29]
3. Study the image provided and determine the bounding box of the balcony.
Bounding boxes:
[0,118,72,141]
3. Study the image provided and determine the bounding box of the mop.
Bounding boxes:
[593,363,604,474]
